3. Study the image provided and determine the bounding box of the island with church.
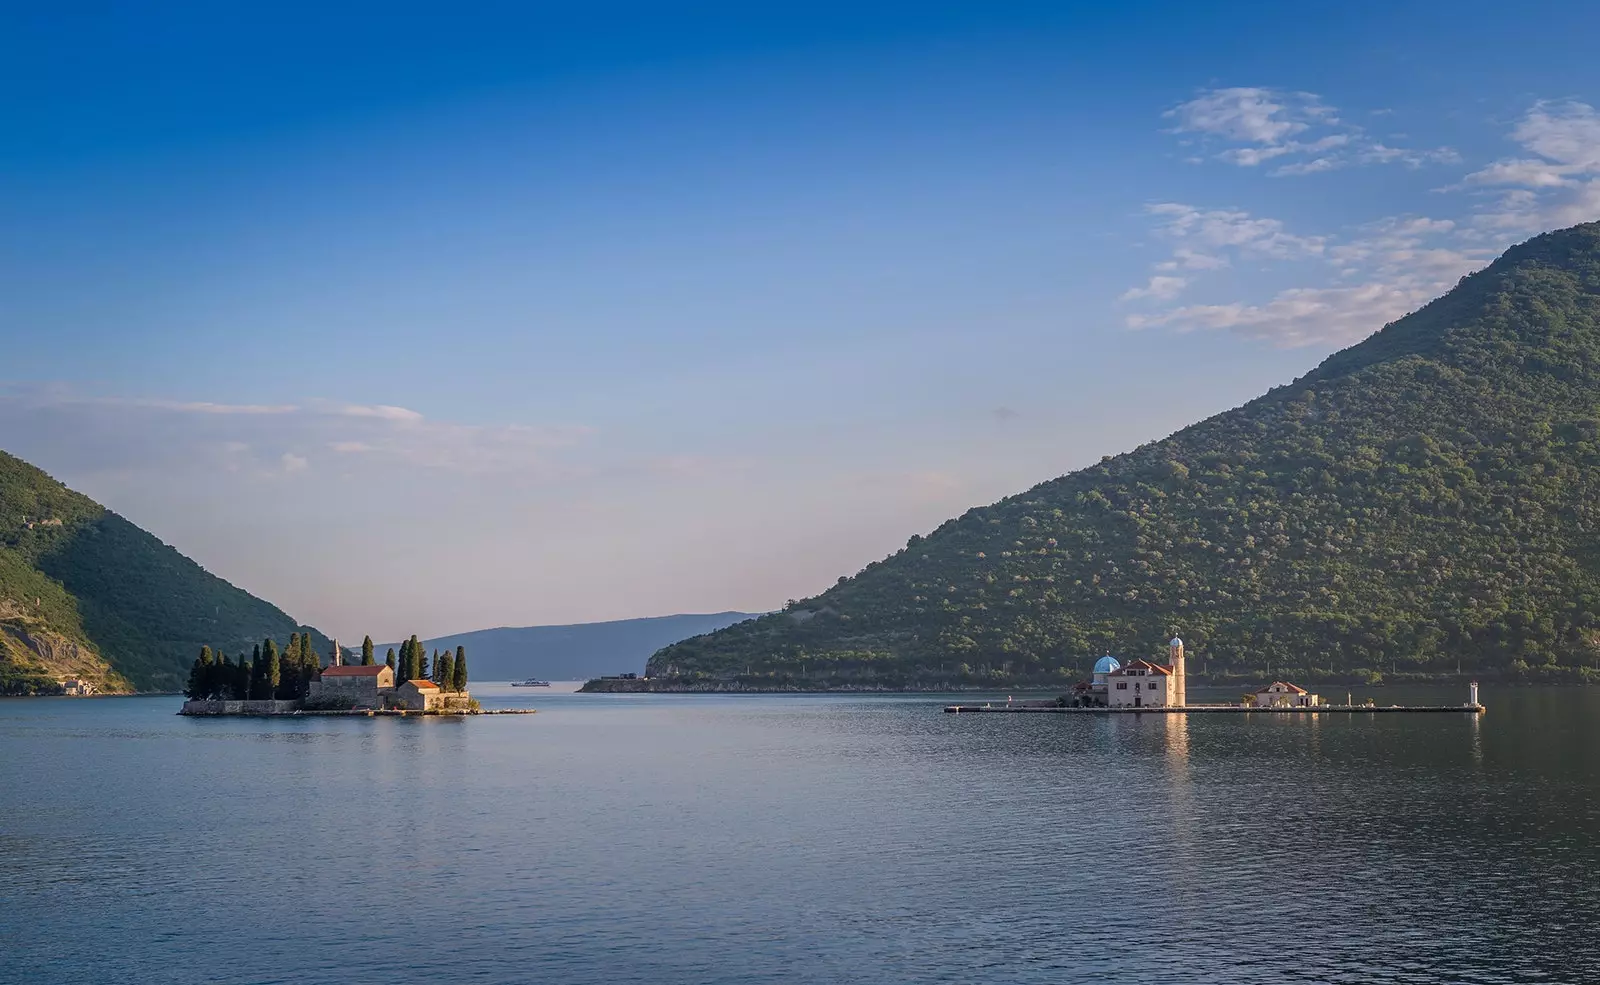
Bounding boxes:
[177,633,520,716]
[946,636,1487,714]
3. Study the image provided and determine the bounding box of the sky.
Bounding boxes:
[4,1,1600,640]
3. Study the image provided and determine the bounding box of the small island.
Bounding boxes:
[178,633,514,716]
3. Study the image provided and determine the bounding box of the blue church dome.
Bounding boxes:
[1093,656,1121,674]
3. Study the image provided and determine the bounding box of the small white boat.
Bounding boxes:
[510,679,551,687]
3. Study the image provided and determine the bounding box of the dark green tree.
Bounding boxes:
[436,651,454,691]
[362,636,375,666]
[420,648,431,682]
[452,645,468,693]
[185,646,213,699]
[298,635,320,698]
[264,639,283,700]
[248,644,264,699]
[213,652,230,699]
[386,648,396,673]
[281,633,302,700]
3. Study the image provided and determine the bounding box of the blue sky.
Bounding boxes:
[4,1,1600,639]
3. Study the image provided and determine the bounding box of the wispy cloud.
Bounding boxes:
[1456,100,1600,235]
[1125,211,1489,348]
[1120,275,1188,302]
[1167,86,1456,177]
[1116,202,1327,306]
[1124,91,1600,348]
[0,388,593,480]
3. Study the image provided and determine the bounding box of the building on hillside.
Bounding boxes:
[309,665,394,708]
[397,678,442,711]
[1248,681,1320,708]
[1107,659,1177,707]
[58,678,98,696]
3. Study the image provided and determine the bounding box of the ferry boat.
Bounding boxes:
[511,678,552,687]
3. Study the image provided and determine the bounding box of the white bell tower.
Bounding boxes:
[1169,636,1186,707]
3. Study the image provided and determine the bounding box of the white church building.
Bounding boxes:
[1072,638,1188,708]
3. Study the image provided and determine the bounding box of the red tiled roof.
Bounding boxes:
[1256,681,1308,694]
[403,679,440,689]
[321,666,388,678]
[1113,659,1173,676]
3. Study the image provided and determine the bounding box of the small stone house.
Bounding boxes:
[1252,681,1320,708]
[397,678,443,711]
[309,665,395,708]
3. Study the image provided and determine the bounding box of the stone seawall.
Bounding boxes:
[180,699,300,716]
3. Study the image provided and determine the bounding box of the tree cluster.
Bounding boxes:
[185,634,471,700]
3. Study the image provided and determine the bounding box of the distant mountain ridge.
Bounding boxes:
[652,222,1600,687]
[386,612,760,682]
[0,451,330,693]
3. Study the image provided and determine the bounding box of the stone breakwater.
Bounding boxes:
[576,678,1061,694]
[178,699,535,716]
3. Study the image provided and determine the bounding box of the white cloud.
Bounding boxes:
[1144,203,1325,258]
[1125,206,1489,347]
[1128,281,1435,348]
[1459,100,1600,235]
[1120,275,1188,301]
[1167,86,1456,177]
[1126,91,1600,349]
[1514,100,1600,170]
[280,453,309,474]
[1120,203,1329,308]
[338,403,425,423]
[1167,87,1316,145]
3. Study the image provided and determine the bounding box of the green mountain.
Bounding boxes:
[652,222,1600,688]
[0,451,330,693]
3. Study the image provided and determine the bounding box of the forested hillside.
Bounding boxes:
[0,452,329,693]
[653,222,1600,687]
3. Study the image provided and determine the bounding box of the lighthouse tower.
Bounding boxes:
[330,638,342,667]
[1169,636,1186,707]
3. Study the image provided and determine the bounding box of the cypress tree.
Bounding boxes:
[282,634,301,700]
[362,636,375,666]
[213,652,230,700]
[185,646,211,699]
[436,652,454,691]
[386,648,396,674]
[420,649,431,683]
[452,646,468,693]
[408,635,423,683]
[264,639,283,700]
[249,644,264,699]
[234,652,251,700]
[300,636,320,698]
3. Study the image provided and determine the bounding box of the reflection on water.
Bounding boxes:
[1,687,1598,984]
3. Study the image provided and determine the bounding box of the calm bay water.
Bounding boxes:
[3,684,1598,984]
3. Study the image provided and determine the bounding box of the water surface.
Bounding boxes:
[2,684,1596,984]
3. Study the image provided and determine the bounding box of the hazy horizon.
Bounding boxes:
[5,2,1600,640]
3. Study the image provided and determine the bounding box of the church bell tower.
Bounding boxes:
[1169,636,1186,707]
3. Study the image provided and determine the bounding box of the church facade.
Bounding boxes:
[1071,638,1188,708]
